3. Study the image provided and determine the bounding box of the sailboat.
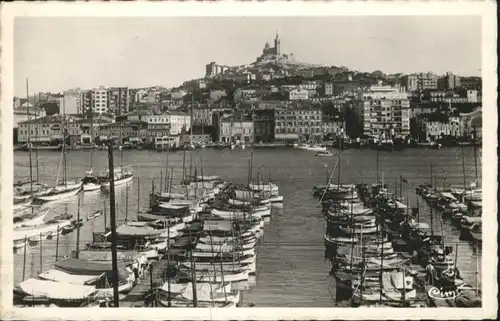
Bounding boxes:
[13,79,51,204]
[35,115,83,202]
[99,134,133,191]
[81,113,101,192]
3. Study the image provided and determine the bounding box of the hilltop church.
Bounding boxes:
[255,32,294,64]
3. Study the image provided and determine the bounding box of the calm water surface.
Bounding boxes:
[13,147,482,307]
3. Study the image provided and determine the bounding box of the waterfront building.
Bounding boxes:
[108,87,130,115]
[252,109,275,143]
[13,106,46,129]
[192,105,227,126]
[322,114,346,138]
[17,115,81,144]
[63,89,82,115]
[97,119,148,143]
[460,108,482,139]
[78,118,112,144]
[219,114,254,144]
[274,105,322,141]
[415,114,462,142]
[354,83,410,138]
[401,73,439,92]
[139,111,191,136]
[91,87,109,114]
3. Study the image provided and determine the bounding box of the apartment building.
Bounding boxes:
[219,115,254,144]
[354,84,410,138]
[63,89,82,115]
[274,106,322,141]
[91,87,109,114]
[402,73,439,92]
[108,87,130,115]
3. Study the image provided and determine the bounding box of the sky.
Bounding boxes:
[14,16,481,97]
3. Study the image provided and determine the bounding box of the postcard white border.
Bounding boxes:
[1,1,497,320]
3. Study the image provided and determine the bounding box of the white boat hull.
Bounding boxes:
[14,220,72,242]
[83,183,101,192]
[36,186,82,202]
[211,208,271,219]
[13,209,49,229]
[101,174,134,191]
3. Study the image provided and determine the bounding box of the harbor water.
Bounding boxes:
[13,147,482,307]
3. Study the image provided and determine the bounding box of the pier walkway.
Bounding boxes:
[121,258,169,307]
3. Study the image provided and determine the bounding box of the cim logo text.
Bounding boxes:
[428,287,461,300]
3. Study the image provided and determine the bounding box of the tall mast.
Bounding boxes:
[336,152,341,191]
[460,143,467,190]
[472,125,478,182]
[190,92,194,146]
[107,141,120,307]
[34,94,40,183]
[90,105,94,170]
[26,78,34,194]
[62,96,67,186]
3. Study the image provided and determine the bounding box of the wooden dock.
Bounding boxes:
[121,258,170,307]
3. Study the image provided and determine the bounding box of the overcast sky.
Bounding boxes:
[14,16,481,96]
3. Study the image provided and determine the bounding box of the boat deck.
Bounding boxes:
[121,258,170,307]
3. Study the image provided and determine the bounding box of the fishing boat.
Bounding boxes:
[315,151,334,157]
[82,170,101,192]
[13,208,49,229]
[99,165,134,191]
[35,182,82,202]
[14,220,72,244]
[14,278,98,307]
[307,144,327,152]
[469,223,482,243]
[87,210,102,221]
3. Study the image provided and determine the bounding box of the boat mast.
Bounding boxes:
[75,193,81,258]
[90,107,94,170]
[34,94,40,183]
[62,99,67,187]
[107,140,120,307]
[190,91,194,147]
[336,153,341,191]
[181,150,186,184]
[125,183,129,223]
[25,78,34,194]
[166,226,171,307]
[460,143,467,190]
[472,125,478,182]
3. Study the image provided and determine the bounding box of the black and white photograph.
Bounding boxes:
[0,2,497,320]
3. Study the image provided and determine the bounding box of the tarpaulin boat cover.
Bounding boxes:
[116,224,167,237]
[179,282,232,302]
[53,258,130,283]
[77,250,146,263]
[16,278,96,300]
[204,220,232,232]
[395,201,408,209]
[38,269,103,285]
[196,243,233,253]
[440,192,457,201]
